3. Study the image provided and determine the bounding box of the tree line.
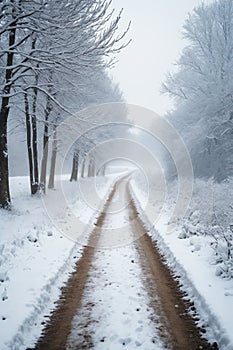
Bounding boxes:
[162,0,233,181]
[0,0,130,208]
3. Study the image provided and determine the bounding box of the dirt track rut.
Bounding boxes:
[33,178,218,350]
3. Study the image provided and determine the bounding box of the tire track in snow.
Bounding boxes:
[66,178,167,350]
[32,182,118,350]
[33,177,217,350]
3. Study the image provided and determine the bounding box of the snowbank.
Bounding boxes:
[130,174,233,350]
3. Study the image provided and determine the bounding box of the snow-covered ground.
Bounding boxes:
[1,171,233,350]
[0,175,118,350]
[130,172,233,350]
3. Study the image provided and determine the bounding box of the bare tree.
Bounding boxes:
[70,152,79,182]
[0,0,130,207]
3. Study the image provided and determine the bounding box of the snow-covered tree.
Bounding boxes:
[162,0,233,180]
[0,0,130,206]
[69,72,124,182]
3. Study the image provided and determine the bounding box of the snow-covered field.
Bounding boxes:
[0,175,118,350]
[130,172,233,350]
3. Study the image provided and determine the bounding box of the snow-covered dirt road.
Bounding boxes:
[33,177,217,350]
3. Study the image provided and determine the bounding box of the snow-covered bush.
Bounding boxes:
[180,178,233,279]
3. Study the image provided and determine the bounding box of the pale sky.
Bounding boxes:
[110,0,213,115]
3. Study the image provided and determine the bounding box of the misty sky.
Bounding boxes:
[111,0,213,116]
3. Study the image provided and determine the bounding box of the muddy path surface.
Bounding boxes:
[32,178,218,350]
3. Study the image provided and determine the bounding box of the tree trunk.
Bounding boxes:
[40,122,49,194]
[91,158,95,177]
[0,113,10,208]
[31,65,39,194]
[32,116,39,193]
[0,23,16,208]
[48,129,57,189]
[88,159,92,177]
[40,95,52,194]
[24,94,36,195]
[81,158,85,178]
[70,152,79,181]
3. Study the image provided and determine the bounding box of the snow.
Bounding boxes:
[1,171,233,349]
[0,174,118,350]
[66,178,166,350]
[130,172,233,350]
[66,245,165,350]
